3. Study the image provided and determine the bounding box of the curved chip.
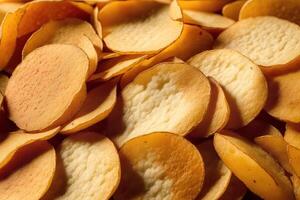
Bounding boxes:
[91,6,102,38]
[188,49,267,129]
[219,175,247,200]
[285,123,300,148]
[214,131,294,200]
[178,0,233,12]
[287,145,300,178]
[291,175,300,199]
[42,132,120,200]
[214,16,300,70]
[61,81,117,134]
[107,62,211,147]
[0,141,56,200]
[114,132,204,200]
[100,0,183,53]
[0,2,23,23]
[5,44,89,131]
[222,0,246,21]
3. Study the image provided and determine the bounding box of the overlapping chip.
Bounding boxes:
[222,0,246,21]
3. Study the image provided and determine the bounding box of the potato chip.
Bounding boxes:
[222,0,246,21]
[42,132,120,200]
[0,2,22,23]
[214,131,294,200]
[219,175,247,200]
[5,44,89,131]
[196,140,231,200]
[100,0,183,53]
[287,145,300,178]
[0,127,60,169]
[239,0,300,25]
[285,123,300,148]
[0,141,56,200]
[190,78,230,137]
[100,52,121,60]
[178,0,233,12]
[107,62,211,147]
[61,81,116,134]
[114,132,204,200]
[291,175,300,200]
[214,16,300,70]
[188,49,267,129]
[91,6,102,38]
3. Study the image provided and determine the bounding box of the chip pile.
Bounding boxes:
[0,0,300,200]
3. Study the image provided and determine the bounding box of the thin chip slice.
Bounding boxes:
[178,0,233,12]
[0,141,56,200]
[188,49,267,129]
[239,0,300,25]
[107,62,211,147]
[42,132,120,200]
[114,132,204,200]
[196,140,231,200]
[285,123,300,149]
[61,81,117,134]
[100,52,121,60]
[91,7,102,38]
[0,127,60,169]
[214,131,294,200]
[222,0,246,21]
[0,2,23,23]
[100,0,183,53]
[5,44,89,131]
[214,16,300,70]
[291,175,300,200]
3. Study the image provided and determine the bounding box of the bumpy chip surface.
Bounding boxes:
[222,0,245,21]
[214,16,300,68]
[5,44,89,131]
[188,49,267,128]
[114,132,204,200]
[107,62,211,147]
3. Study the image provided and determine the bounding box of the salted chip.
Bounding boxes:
[100,0,183,53]
[0,2,23,23]
[291,175,300,199]
[5,44,89,131]
[239,0,300,25]
[0,141,56,200]
[214,16,300,70]
[196,140,231,200]
[219,175,247,200]
[214,131,294,200]
[43,132,120,200]
[0,127,60,169]
[114,132,204,200]
[61,81,117,134]
[107,62,211,147]
[188,49,267,129]
[222,0,246,21]
[178,0,233,12]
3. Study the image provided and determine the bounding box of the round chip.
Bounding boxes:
[214,16,300,70]
[100,0,183,53]
[188,49,267,129]
[114,132,204,200]
[0,141,56,200]
[42,132,120,200]
[178,0,233,12]
[5,44,89,131]
[107,62,211,147]
[222,0,246,21]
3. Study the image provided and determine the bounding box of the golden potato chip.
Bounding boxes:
[0,2,22,23]
[196,140,231,200]
[91,6,102,38]
[5,44,89,131]
[188,49,267,129]
[107,62,211,147]
[239,0,300,25]
[214,16,300,70]
[291,175,300,200]
[100,52,121,60]
[222,0,246,21]
[219,175,247,200]
[285,123,300,148]
[214,131,294,200]
[100,0,183,53]
[190,78,230,138]
[61,81,117,134]
[114,132,204,200]
[178,0,233,12]
[0,127,60,169]
[43,132,120,200]
[287,145,300,178]
[0,141,56,200]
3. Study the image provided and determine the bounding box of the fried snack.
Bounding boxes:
[0,141,56,200]
[285,123,300,148]
[114,132,204,200]
[5,44,89,131]
[107,62,211,147]
[214,16,300,71]
[61,81,116,134]
[219,175,247,200]
[222,0,246,21]
[0,2,22,23]
[100,0,183,53]
[43,132,120,200]
[188,49,267,129]
[287,145,300,178]
[178,0,233,12]
[91,7,102,38]
[214,131,294,200]
[291,175,300,199]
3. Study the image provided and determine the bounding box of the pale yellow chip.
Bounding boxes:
[291,175,300,200]
[214,16,300,70]
[0,2,23,23]
[188,49,267,129]
[219,175,247,200]
[239,0,300,25]
[100,0,183,53]
[0,127,60,169]
[285,123,300,149]
[107,62,211,147]
[0,141,56,200]
[222,0,246,21]
[114,132,204,200]
[61,81,117,134]
[178,0,233,12]
[214,131,294,200]
[196,140,231,200]
[42,132,120,200]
